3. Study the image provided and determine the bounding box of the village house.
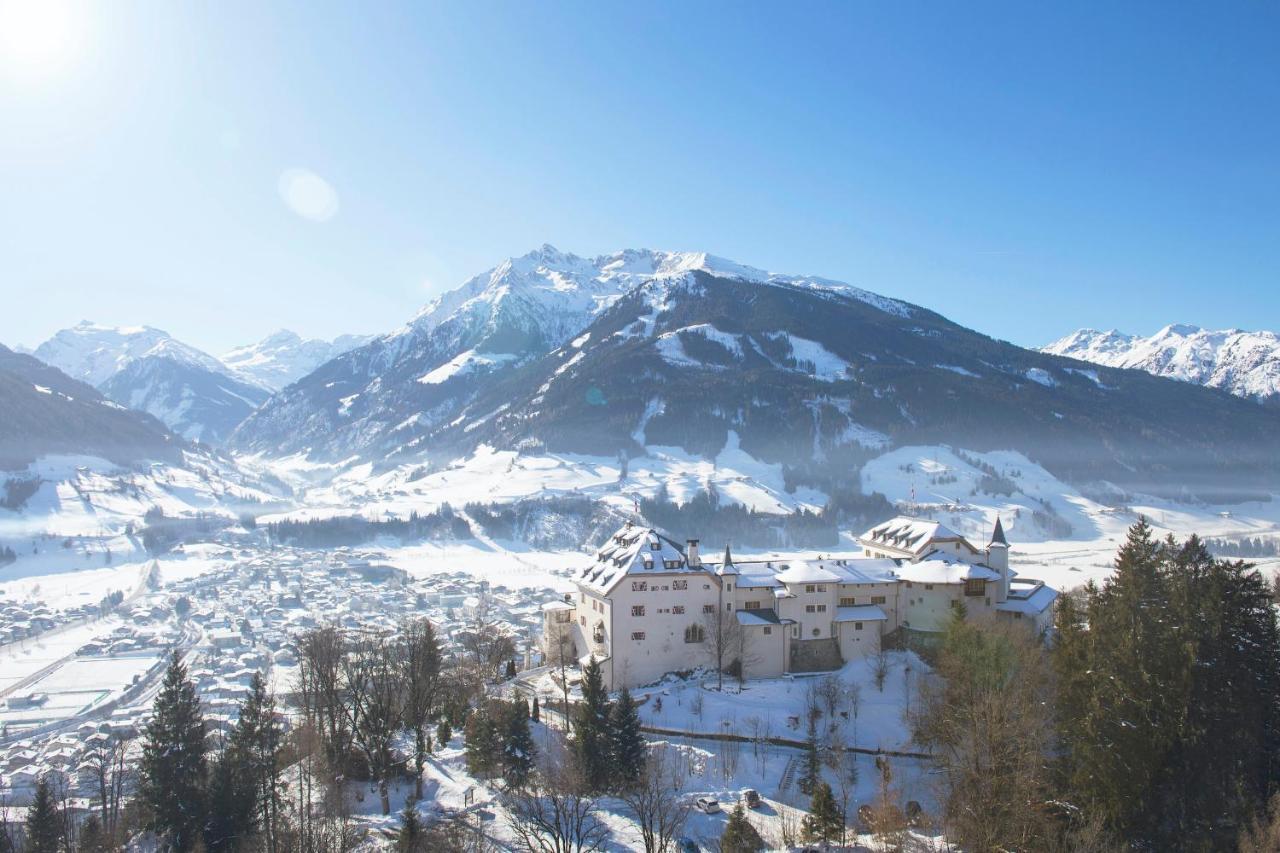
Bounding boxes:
[541,515,1057,690]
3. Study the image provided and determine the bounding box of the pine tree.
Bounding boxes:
[25,776,62,853]
[464,707,500,778]
[505,659,517,679]
[531,696,540,722]
[607,688,646,789]
[204,748,254,853]
[573,656,612,792]
[77,815,104,853]
[720,802,765,852]
[500,700,536,788]
[802,782,844,846]
[798,715,820,795]
[140,650,208,851]
[232,672,284,849]
[396,801,423,853]
[436,718,452,749]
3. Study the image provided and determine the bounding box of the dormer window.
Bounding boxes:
[650,542,661,551]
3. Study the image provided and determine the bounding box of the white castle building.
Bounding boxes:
[541,515,1057,690]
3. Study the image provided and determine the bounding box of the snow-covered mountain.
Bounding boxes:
[231,246,1280,498]
[1043,324,1280,404]
[32,322,269,444]
[221,329,371,391]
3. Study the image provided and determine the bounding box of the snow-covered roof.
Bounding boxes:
[996,580,1058,615]
[773,561,842,585]
[541,600,574,612]
[734,571,782,589]
[894,552,1001,585]
[827,559,899,584]
[858,516,976,557]
[572,523,700,594]
[833,605,888,623]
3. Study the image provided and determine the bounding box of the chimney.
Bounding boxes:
[686,539,701,567]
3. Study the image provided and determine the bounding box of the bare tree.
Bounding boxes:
[618,745,692,853]
[462,599,517,680]
[545,618,577,721]
[342,635,409,815]
[700,607,748,691]
[84,734,134,841]
[873,647,890,692]
[506,734,608,853]
[399,617,442,800]
[295,625,355,778]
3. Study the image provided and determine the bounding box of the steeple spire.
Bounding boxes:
[990,516,1008,547]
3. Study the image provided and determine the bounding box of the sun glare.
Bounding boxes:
[0,0,84,81]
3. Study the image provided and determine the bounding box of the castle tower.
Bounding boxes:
[987,516,1010,602]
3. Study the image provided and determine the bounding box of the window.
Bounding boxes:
[703,604,715,614]
[840,597,856,607]
[643,560,653,570]
[816,604,827,613]
[632,581,647,592]
[650,542,660,550]
[805,584,815,593]
[924,584,934,590]
[906,582,913,589]
[744,601,761,610]
[965,578,985,597]
[673,579,687,590]
[703,584,711,590]
[763,627,772,635]
[727,583,733,591]
[555,611,570,623]
[950,600,961,610]
[684,624,705,643]
[806,604,816,613]
[673,605,685,615]
[986,597,991,606]
[631,605,645,617]
[593,623,605,643]
[632,631,646,641]
[854,622,863,630]
[580,616,586,626]
[870,595,886,605]
[816,585,826,592]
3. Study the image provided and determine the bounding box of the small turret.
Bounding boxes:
[987,517,1010,601]
[716,543,738,575]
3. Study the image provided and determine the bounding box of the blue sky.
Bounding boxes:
[2,1,1278,354]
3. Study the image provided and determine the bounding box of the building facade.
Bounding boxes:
[541,515,1057,690]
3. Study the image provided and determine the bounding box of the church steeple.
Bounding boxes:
[716,543,738,576]
[989,516,1008,547]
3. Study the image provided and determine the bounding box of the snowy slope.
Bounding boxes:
[221,329,371,391]
[1043,324,1280,403]
[32,322,269,444]
[230,245,918,460]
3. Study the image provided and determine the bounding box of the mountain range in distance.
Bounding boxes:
[25,323,368,445]
[1042,324,1280,406]
[5,248,1278,505]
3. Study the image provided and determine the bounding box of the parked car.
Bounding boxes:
[694,796,721,814]
[741,788,762,809]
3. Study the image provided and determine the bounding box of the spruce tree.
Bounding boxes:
[204,748,253,853]
[573,656,612,792]
[720,802,765,852]
[77,815,104,853]
[531,696,540,722]
[24,776,62,853]
[436,718,452,748]
[798,715,821,795]
[464,707,499,778]
[802,781,844,846]
[396,801,423,853]
[607,688,646,788]
[500,700,536,788]
[231,672,284,848]
[140,650,208,851]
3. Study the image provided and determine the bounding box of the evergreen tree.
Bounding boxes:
[464,707,500,778]
[505,659,517,679]
[204,748,254,853]
[436,718,452,748]
[802,782,844,846]
[396,801,423,853]
[720,802,765,852]
[798,715,821,796]
[25,776,62,853]
[140,651,209,851]
[607,688,646,789]
[231,672,284,849]
[531,696,540,722]
[77,815,104,853]
[573,656,612,792]
[500,700,536,788]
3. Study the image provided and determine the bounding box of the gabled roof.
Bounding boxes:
[573,523,702,594]
[834,605,889,623]
[997,579,1058,615]
[858,516,977,558]
[736,608,782,626]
